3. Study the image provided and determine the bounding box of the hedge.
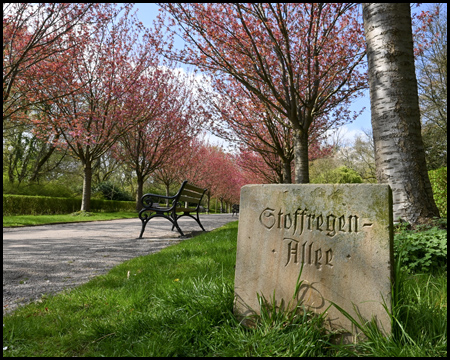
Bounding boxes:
[3,194,136,216]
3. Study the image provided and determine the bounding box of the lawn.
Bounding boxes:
[3,211,138,227]
[2,221,447,357]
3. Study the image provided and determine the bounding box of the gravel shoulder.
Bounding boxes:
[3,215,237,315]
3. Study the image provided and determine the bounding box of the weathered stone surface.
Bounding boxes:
[234,184,393,342]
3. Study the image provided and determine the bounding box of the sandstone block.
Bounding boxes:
[234,184,394,342]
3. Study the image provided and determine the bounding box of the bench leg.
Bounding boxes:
[139,211,186,237]
[174,225,185,237]
[140,217,185,237]
[165,213,182,236]
[139,218,149,238]
[170,219,185,236]
[195,217,206,232]
[174,213,206,233]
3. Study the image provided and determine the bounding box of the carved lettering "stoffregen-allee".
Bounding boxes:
[259,207,372,237]
[259,207,373,271]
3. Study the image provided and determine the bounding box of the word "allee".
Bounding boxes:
[284,238,333,269]
[259,207,371,238]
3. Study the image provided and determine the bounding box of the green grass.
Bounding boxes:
[2,210,214,227]
[2,221,447,357]
[329,252,447,357]
[3,211,138,227]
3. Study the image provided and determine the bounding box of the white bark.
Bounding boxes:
[362,3,439,223]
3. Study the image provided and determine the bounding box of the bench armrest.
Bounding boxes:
[141,193,178,209]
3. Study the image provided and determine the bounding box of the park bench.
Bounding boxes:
[232,204,239,216]
[138,180,207,238]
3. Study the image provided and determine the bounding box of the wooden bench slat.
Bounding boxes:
[180,192,203,200]
[176,207,198,213]
[179,195,202,203]
[183,183,206,193]
[181,189,203,198]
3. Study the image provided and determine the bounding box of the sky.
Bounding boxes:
[131,3,439,146]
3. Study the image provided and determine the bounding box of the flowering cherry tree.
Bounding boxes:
[204,77,333,183]
[114,70,204,210]
[30,4,166,211]
[154,137,248,212]
[160,3,367,183]
[3,3,110,123]
[203,79,295,183]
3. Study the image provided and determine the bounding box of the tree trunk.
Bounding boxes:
[282,158,292,184]
[81,158,92,212]
[362,3,440,223]
[165,182,171,206]
[293,129,310,183]
[29,144,58,183]
[135,172,144,212]
[206,191,211,214]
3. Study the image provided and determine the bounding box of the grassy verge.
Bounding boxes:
[3,222,447,357]
[3,211,138,227]
[3,210,215,227]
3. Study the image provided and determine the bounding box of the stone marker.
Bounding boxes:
[234,184,393,342]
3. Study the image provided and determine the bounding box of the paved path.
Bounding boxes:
[3,214,238,314]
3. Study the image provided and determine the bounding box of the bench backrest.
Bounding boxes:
[177,181,207,210]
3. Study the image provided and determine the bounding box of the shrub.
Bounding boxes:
[428,167,447,217]
[394,225,447,274]
[93,182,134,201]
[312,165,363,184]
[90,198,136,212]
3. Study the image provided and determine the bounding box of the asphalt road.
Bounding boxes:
[3,214,238,314]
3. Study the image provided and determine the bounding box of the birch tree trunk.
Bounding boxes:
[362,3,440,223]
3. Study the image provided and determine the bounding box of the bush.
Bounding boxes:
[428,167,447,217]
[93,182,134,201]
[394,224,447,274]
[90,198,136,212]
[312,165,363,184]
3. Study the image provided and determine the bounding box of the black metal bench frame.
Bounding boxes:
[138,180,207,238]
